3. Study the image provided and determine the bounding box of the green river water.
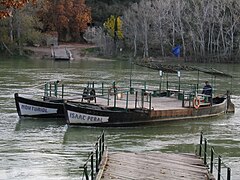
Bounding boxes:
[0,57,239,179]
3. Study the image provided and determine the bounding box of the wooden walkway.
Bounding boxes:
[51,46,72,60]
[98,152,212,180]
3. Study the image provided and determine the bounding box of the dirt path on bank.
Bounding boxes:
[25,43,96,60]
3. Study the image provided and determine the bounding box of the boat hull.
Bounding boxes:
[64,97,227,126]
[14,93,65,118]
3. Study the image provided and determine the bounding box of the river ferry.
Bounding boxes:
[64,61,234,126]
[64,85,233,126]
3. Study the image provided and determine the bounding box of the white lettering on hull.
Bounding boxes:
[68,110,109,124]
[19,102,58,115]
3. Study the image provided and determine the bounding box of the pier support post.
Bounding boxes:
[210,147,214,173]
[218,155,221,180]
[204,138,207,165]
[227,167,231,180]
[199,132,203,157]
[91,152,94,179]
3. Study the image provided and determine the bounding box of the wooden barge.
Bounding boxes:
[64,87,232,126]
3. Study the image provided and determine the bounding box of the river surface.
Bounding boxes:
[0,57,239,180]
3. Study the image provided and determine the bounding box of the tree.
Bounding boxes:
[0,0,36,19]
[0,0,43,55]
[122,0,240,62]
[38,0,92,42]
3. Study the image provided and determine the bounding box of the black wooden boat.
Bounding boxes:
[63,61,235,127]
[14,93,65,118]
[64,93,233,127]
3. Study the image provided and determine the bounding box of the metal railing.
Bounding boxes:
[198,132,231,180]
[80,131,105,180]
[44,81,64,98]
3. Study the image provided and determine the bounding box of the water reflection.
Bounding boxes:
[0,57,240,179]
[14,118,66,131]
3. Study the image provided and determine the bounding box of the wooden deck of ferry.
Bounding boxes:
[98,151,213,180]
[80,93,190,110]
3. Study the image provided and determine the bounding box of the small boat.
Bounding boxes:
[14,81,65,118]
[14,93,65,118]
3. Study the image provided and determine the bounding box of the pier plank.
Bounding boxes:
[100,152,210,180]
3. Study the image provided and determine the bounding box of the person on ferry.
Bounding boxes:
[202,81,212,104]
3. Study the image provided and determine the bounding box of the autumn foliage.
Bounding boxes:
[0,0,36,18]
[104,15,123,40]
[38,0,92,42]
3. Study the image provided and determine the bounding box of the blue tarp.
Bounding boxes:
[172,45,181,57]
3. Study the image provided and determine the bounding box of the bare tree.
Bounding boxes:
[122,0,240,62]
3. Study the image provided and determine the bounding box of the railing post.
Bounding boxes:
[99,137,102,163]
[199,132,203,157]
[218,155,221,180]
[149,93,152,110]
[227,167,231,180]
[84,166,89,180]
[182,91,185,107]
[135,91,138,108]
[210,147,214,174]
[54,81,58,97]
[113,82,116,108]
[141,90,144,109]
[62,84,64,98]
[126,91,129,110]
[91,152,94,179]
[50,83,52,96]
[107,91,109,106]
[204,138,207,165]
[44,83,48,97]
[102,82,104,95]
[102,131,105,153]
[96,142,99,173]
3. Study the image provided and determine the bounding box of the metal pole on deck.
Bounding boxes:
[159,70,163,94]
[178,71,181,92]
[166,73,169,90]
[54,81,57,97]
[113,81,116,108]
[149,93,152,110]
[102,82,104,95]
[135,91,138,108]
[44,83,48,97]
[197,70,199,92]
[62,84,64,98]
[126,91,129,110]
[130,58,132,90]
[50,83,52,96]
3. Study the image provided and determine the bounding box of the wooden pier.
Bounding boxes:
[51,46,73,60]
[97,151,212,180]
[80,132,231,180]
